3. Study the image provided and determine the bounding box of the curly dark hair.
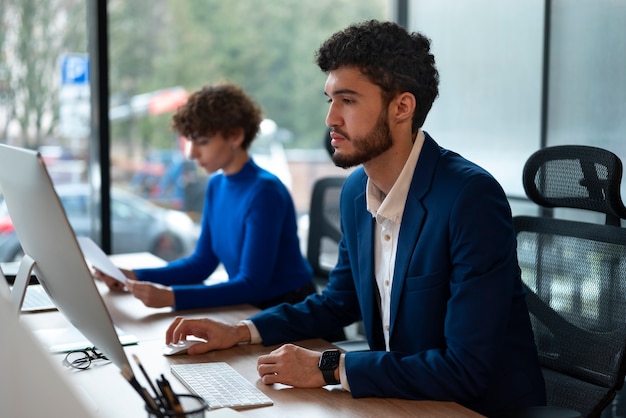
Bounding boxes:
[171,82,263,150]
[315,20,439,131]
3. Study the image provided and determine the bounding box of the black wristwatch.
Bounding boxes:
[318,349,341,385]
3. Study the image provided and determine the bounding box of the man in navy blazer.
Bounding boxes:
[165,20,546,416]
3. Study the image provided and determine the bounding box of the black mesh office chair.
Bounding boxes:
[511,145,626,418]
[306,176,345,292]
[306,175,370,345]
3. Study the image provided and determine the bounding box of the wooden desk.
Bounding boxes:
[21,282,484,418]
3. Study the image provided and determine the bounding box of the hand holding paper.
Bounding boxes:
[77,236,128,284]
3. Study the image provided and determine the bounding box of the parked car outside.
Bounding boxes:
[0,184,199,262]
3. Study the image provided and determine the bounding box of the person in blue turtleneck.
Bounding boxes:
[96,82,315,312]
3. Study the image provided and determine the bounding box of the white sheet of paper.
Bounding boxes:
[77,236,127,284]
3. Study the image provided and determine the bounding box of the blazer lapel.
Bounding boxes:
[354,191,386,350]
[388,194,425,338]
[388,134,439,338]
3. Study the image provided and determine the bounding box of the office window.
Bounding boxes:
[106,0,388,252]
[547,0,626,223]
[0,1,388,263]
[408,0,545,200]
[408,0,626,223]
[547,1,626,163]
[0,0,93,262]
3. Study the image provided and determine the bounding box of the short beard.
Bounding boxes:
[331,112,393,169]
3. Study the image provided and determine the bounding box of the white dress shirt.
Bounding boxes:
[366,130,424,351]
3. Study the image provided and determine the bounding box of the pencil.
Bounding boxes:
[132,354,161,402]
[121,365,163,417]
[160,373,184,414]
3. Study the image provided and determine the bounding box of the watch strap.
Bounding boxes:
[321,367,340,385]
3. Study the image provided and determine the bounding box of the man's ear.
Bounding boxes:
[392,92,416,125]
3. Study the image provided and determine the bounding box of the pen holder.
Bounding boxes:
[146,394,208,418]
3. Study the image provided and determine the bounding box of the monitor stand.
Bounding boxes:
[10,254,36,314]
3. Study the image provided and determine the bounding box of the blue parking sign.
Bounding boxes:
[61,54,90,85]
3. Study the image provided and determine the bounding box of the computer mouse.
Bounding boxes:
[162,339,202,356]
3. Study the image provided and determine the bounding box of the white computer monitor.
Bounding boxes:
[0,276,95,417]
[0,144,131,372]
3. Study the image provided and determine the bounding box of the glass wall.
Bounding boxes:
[106,0,388,258]
[106,0,387,221]
[0,0,388,263]
[408,0,545,199]
[3,0,625,265]
[407,0,626,224]
[0,0,92,263]
[546,0,626,223]
[547,1,626,157]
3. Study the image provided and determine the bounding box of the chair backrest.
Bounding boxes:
[515,145,626,417]
[306,176,345,290]
[522,145,626,226]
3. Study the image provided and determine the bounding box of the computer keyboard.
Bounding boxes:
[170,362,273,411]
[21,285,57,312]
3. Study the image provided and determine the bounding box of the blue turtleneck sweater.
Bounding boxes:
[134,159,312,310]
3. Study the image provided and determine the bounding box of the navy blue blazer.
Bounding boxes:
[251,133,546,415]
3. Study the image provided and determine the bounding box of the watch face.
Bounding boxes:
[320,350,340,369]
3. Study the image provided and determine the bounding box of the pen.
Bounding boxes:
[155,377,173,410]
[120,365,163,417]
[159,374,184,414]
[132,354,162,408]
